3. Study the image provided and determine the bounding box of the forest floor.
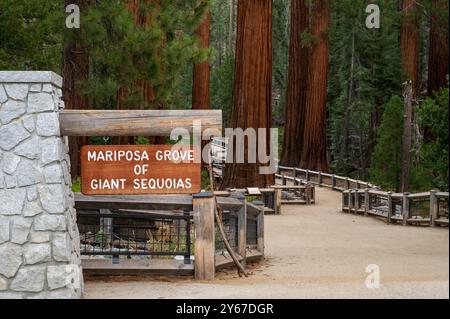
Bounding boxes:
[83,187,449,299]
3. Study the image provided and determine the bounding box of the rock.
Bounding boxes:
[9,265,45,292]
[0,85,7,103]
[0,277,7,291]
[30,232,50,243]
[14,136,40,159]
[40,137,62,164]
[27,186,38,201]
[0,121,31,151]
[22,114,35,132]
[4,175,17,188]
[27,92,55,113]
[0,292,24,299]
[23,200,42,217]
[43,164,63,184]
[1,152,21,175]
[36,113,60,137]
[42,84,53,93]
[47,265,70,290]
[0,243,23,278]
[0,99,26,125]
[34,215,66,231]
[23,243,51,265]
[11,217,32,244]
[0,188,26,215]
[39,184,66,214]
[4,84,28,100]
[16,159,42,187]
[52,233,70,262]
[0,216,10,243]
[29,84,41,92]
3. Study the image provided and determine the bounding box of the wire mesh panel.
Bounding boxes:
[438,197,449,219]
[246,217,258,248]
[215,211,239,253]
[391,198,403,218]
[77,210,193,262]
[409,198,430,219]
[368,194,389,216]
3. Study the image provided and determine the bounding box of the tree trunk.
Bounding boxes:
[221,0,274,189]
[401,81,413,192]
[280,0,309,167]
[427,0,449,95]
[400,0,420,97]
[62,0,90,179]
[299,0,330,172]
[192,11,211,110]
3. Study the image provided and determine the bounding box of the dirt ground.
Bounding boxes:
[83,187,449,299]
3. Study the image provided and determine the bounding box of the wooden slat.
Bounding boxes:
[59,109,222,136]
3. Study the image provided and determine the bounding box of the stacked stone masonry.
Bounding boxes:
[0,71,83,299]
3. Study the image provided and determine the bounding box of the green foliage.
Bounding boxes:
[414,88,449,191]
[210,54,234,126]
[0,0,64,71]
[369,96,403,191]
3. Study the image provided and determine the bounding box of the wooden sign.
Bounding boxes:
[81,145,201,195]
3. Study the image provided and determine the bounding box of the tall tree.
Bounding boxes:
[221,0,274,188]
[192,10,211,110]
[400,0,420,97]
[427,0,449,95]
[63,0,90,179]
[280,0,309,167]
[299,0,330,171]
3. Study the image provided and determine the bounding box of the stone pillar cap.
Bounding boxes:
[0,71,62,88]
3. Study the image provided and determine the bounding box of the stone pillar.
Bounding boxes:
[0,71,82,299]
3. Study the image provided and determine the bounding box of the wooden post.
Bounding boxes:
[356,180,360,189]
[345,177,350,189]
[430,190,438,227]
[193,192,215,280]
[342,191,347,212]
[293,167,297,179]
[364,189,369,216]
[332,174,336,189]
[232,193,247,264]
[387,192,392,223]
[347,190,353,213]
[402,192,410,226]
[253,200,265,256]
[282,175,287,186]
[305,184,311,205]
[274,187,282,215]
[305,169,309,182]
[318,172,323,187]
[354,190,359,214]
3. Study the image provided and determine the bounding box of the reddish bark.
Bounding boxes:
[299,0,330,172]
[280,0,309,167]
[221,0,274,188]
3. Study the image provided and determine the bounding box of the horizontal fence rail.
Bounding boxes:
[60,109,222,136]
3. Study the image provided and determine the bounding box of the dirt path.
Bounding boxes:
[84,187,449,299]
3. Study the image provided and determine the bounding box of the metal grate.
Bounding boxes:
[77,210,193,263]
[246,217,258,248]
[215,211,238,253]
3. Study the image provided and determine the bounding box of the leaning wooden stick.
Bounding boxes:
[208,151,249,277]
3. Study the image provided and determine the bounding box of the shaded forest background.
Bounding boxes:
[0,0,448,191]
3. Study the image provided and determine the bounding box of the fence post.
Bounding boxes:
[354,190,360,213]
[430,190,438,227]
[293,167,297,179]
[402,192,410,226]
[232,193,247,264]
[305,169,309,182]
[274,187,282,215]
[253,200,265,256]
[318,172,323,187]
[387,192,392,223]
[345,177,350,189]
[305,184,312,205]
[332,174,336,189]
[282,175,287,186]
[347,189,353,213]
[193,192,215,280]
[364,189,369,216]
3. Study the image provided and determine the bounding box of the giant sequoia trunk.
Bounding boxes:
[299,0,330,172]
[62,0,90,179]
[400,0,420,97]
[280,0,309,167]
[221,0,274,188]
[427,0,449,95]
[192,10,211,110]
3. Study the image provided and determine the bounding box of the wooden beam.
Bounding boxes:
[59,109,222,136]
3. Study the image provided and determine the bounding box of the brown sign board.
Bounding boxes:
[81,145,201,195]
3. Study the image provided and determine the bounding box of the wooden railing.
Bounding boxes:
[342,189,449,227]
